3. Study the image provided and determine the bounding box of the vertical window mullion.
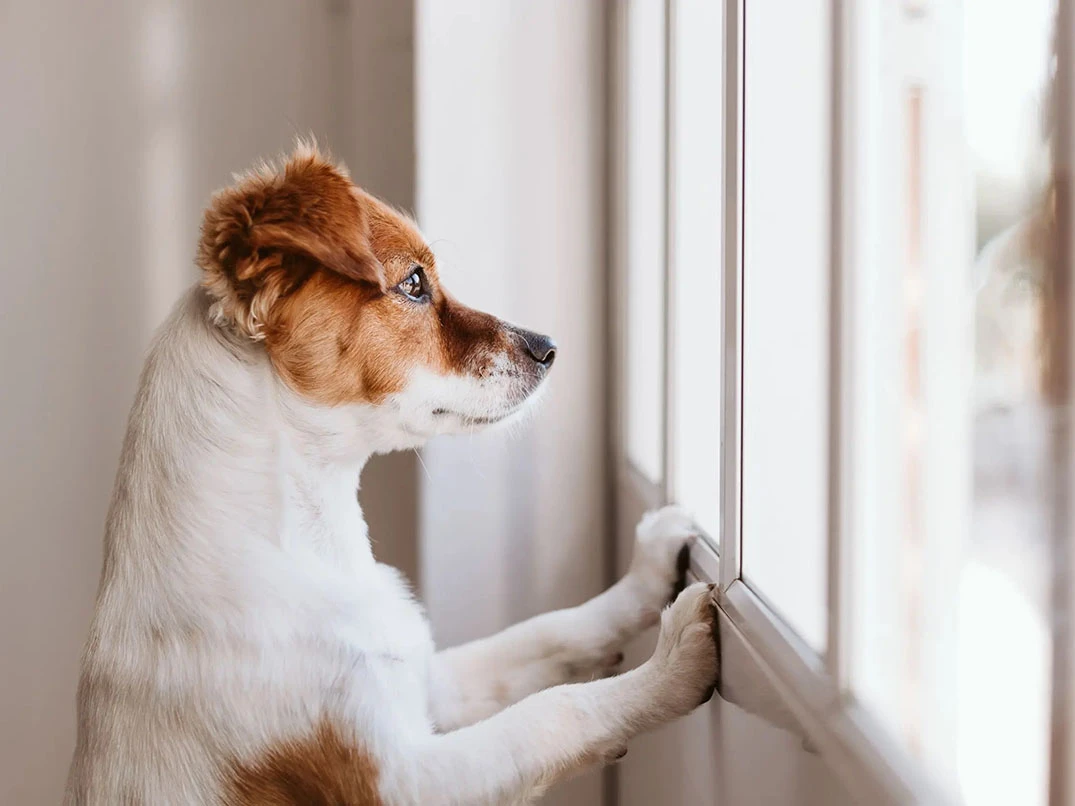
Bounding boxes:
[826,0,851,687]
[661,0,676,505]
[719,0,744,590]
[1051,1,1075,802]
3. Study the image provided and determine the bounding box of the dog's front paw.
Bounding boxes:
[645,582,720,717]
[627,505,697,614]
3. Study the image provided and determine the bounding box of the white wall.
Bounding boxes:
[415,2,610,804]
[0,2,416,802]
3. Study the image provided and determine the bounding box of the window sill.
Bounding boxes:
[686,537,953,806]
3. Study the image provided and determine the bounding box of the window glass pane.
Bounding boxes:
[670,0,723,540]
[848,2,1055,802]
[740,0,831,651]
[624,0,666,483]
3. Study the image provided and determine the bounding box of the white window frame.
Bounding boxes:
[609,1,1075,804]
[1052,4,1075,803]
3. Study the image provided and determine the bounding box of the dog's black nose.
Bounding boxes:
[519,330,557,368]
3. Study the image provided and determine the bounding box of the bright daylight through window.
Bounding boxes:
[848,2,1058,803]
[619,0,1069,803]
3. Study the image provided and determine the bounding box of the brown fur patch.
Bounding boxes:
[225,720,383,806]
[198,143,384,341]
[197,142,529,406]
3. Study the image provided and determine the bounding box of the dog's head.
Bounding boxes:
[197,142,555,446]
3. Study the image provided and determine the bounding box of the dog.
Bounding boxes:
[64,142,719,805]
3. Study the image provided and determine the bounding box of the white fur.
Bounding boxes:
[64,286,718,805]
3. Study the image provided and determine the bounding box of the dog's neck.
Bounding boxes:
[106,288,382,580]
[269,431,373,572]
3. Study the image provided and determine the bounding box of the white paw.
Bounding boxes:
[648,582,720,717]
[628,505,697,612]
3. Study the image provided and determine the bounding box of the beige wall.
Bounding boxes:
[415,2,610,804]
[0,2,607,803]
[343,0,422,589]
[0,2,416,802]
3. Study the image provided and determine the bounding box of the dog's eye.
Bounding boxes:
[397,268,429,301]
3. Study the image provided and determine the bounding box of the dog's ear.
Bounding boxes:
[197,141,385,340]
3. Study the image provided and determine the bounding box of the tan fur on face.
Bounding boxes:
[197,142,521,406]
[225,720,382,806]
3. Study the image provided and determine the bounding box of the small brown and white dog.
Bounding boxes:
[64,143,719,806]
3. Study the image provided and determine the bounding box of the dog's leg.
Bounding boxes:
[430,506,697,731]
[396,582,718,806]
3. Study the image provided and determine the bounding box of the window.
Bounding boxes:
[668,0,723,541]
[740,0,832,652]
[848,2,1058,801]
[623,0,667,485]
[613,1,1075,803]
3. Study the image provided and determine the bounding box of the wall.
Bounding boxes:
[0,2,607,803]
[343,0,421,588]
[414,2,610,804]
[0,2,416,802]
